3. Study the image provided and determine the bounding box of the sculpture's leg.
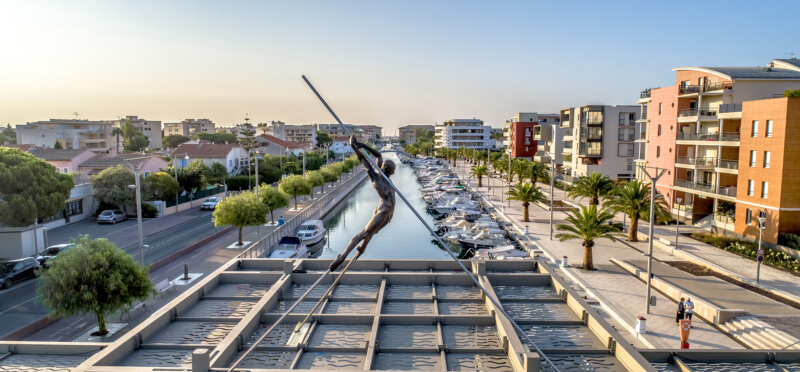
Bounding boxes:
[329,230,366,271]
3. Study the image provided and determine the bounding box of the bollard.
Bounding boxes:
[501,207,505,215]
[561,256,568,267]
[524,225,529,236]
[522,351,540,372]
[635,316,646,334]
[192,348,210,372]
[184,264,189,281]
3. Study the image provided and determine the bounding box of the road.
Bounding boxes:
[0,206,221,338]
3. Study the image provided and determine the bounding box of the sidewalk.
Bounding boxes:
[455,165,745,349]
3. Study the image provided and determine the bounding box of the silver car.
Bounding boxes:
[97,210,126,224]
[201,197,222,210]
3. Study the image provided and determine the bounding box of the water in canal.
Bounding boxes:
[315,152,455,260]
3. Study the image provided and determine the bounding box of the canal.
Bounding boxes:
[315,152,454,260]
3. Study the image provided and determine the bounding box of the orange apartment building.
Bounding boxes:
[637,58,800,244]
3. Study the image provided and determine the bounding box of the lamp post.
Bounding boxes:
[639,165,667,314]
[756,216,766,283]
[547,157,555,240]
[124,157,153,266]
[172,153,189,208]
[507,150,512,208]
[675,198,682,249]
[252,150,261,199]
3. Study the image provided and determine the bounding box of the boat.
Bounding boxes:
[269,237,310,259]
[457,229,509,250]
[476,245,531,260]
[297,220,326,246]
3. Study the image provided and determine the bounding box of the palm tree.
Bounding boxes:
[555,205,623,270]
[511,158,528,183]
[506,182,546,222]
[111,127,122,152]
[604,180,667,242]
[528,162,550,185]
[569,172,613,205]
[470,165,488,187]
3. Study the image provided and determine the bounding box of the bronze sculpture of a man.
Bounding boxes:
[329,136,395,271]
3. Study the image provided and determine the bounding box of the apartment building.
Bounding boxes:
[315,123,362,141]
[105,115,162,149]
[358,125,383,144]
[637,58,800,244]
[260,121,317,145]
[559,105,638,180]
[434,119,491,149]
[16,119,115,153]
[164,118,215,137]
[398,124,434,143]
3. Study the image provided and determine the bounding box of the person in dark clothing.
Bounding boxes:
[676,297,685,324]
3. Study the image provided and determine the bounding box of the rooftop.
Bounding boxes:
[257,134,302,149]
[172,143,244,158]
[673,66,800,80]
[28,148,95,161]
[78,154,161,169]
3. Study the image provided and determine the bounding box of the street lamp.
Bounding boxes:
[544,156,556,240]
[172,153,189,208]
[756,216,766,283]
[675,197,682,249]
[639,165,667,314]
[251,149,262,199]
[124,156,155,266]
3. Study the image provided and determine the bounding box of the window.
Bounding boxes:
[619,113,626,125]
[764,151,770,168]
[766,120,773,137]
[746,209,752,225]
[752,120,758,137]
[659,103,663,115]
[657,146,661,158]
[748,180,754,196]
[626,159,633,171]
[760,211,767,220]
[658,125,662,136]
[762,182,768,199]
[629,113,636,122]
[66,199,83,216]
[62,167,68,173]
[750,151,757,167]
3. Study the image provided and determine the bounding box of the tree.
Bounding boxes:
[121,121,149,152]
[605,180,669,242]
[258,184,289,225]
[506,182,546,222]
[209,161,228,179]
[212,132,239,145]
[493,156,509,179]
[238,124,256,152]
[470,165,488,187]
[528,162,550,185]
[569,172,613,206]
[213,191,268,245]
[320,166,338,190]
[279,174,312,210]
[555,205,623,270]
[511,158,528,183]
[163,134,190,149]
[490,131,504,140]
[783,89,800,98]
[316,131,332,147]
[91,165,136,213]
[143,172,179,201]
[179,160,209,193]
[38,235,154,335]
[111,127,122,152]
[0,148,73,227]
[53,140,63,149]
[306,170,325,199]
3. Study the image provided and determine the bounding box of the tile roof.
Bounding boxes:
[774,58,800,70]
[28,148,94,161]
[171,143,243,158]
[78,154,159,169]
[256,134,301,149]
[1,144,35,152]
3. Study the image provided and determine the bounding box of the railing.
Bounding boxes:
[719,132,740,141]
[618,134,635,141]
[674,179,715,193]
[706,81,733,91]
[237,169,367,259]
[719,103,742,113]
[678,108,698,117]
[638,131,647,140]
[640,90,651,99]
[699,109,717,116]
[680,85,702,94]
[676,157,716,166]
[641,111,648,120]
[673,203,693,214]
[717,159,739,169]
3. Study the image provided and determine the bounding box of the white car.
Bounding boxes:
[201,197,222,210]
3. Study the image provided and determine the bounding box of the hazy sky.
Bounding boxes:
[2,1,799,133]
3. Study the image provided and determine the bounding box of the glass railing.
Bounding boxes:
[717,159,739,169]
[719,132,740,141]
[638,131,647,140]
[640,90,651,99]
[674,179,715,193]
[678,108,698,117]
[679,85,702,94]
[719,103,742,113]
[676,157,716,166]
[706,81,733,91]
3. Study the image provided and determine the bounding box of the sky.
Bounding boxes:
[1,1,799,134]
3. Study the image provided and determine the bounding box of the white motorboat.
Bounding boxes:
[269,237,310,259]
[297,220,326,245]
[457,229,509,250]
[476,245,530,260]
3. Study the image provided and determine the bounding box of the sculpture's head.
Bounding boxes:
[381,159,396,177]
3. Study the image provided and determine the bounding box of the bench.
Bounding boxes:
[155,279,175,297]
[119,301,147,321]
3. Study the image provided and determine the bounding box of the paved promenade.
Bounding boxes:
[452,164,800,349]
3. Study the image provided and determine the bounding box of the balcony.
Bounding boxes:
[640,90,651,99]
[636,131,647,141]
[675,179,715,193]
[618,133,635,142]
[674,179,738,201]
[718,103,743,119]
[676,156,716,168]
[716,159,739,173]
[676,132,740,144]
[679,85,702,94]
[706,81,733,92]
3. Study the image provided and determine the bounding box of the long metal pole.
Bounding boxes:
[550,159,554,240]
[134,168,144,265]
[300,75,561,372]
[641,166,666,314]
[757,226,762,283]
[174,156,179,207]
[255,152,259,199]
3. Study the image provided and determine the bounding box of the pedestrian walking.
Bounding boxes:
[684,297,695,328]
[676,297,685,324]
[278,216,285,226]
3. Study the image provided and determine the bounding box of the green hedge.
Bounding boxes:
[141,203,158,218]
[778,233,800,250]
[692,232,800,273]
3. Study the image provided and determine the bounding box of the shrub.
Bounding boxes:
[693,232,800,273]
[778,233,800,250]
[224,175,256,191]
[140,203,158,218]
[94,201,120,216]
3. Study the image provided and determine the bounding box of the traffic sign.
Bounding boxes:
[757,249,764,256]
[758,256,764,262]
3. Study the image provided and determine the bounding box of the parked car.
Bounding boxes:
[0,257,41,289]
[201,197,222,210]
[97,210,126,224]
[36,243,76,268]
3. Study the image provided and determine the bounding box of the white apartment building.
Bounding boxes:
[261,121,317,145]
[560,105,639,180]
[434,119,492,149]
[16,119,115,153]
[164,118,215,137]
[105,115,162,149]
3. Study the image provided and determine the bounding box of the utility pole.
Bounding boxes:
[640,165,667,314]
